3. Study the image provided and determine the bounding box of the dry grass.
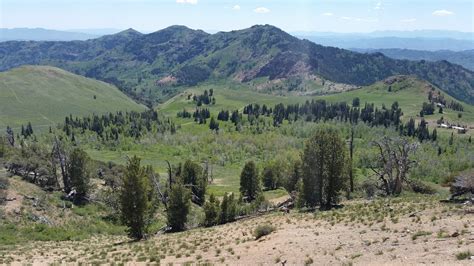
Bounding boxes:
[1,195,473,265]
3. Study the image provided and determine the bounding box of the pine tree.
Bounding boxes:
[417,119,430,142]
[67,148,90,203]
[203,194,220,227]
[240,161,260,202]
[406,118,416,137]
[167,183,191,232]
[301,127,347,209]
[287,160,302,192]
[227,193,237,222]
[352,97,360,107]
[181,160,206,205]
[262,166,275,190]
[209,117,219,131]
[431,128,437,141]
[218,193,237,224]
[120,156,153,239]
[219,193,229,224]
[26,122,33,136]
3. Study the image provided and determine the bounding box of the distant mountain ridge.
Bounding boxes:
[0,28,101,41]
[297,36,474,51]
[353,48,474,71]
[0,25,473,105]
[294,30,474,40]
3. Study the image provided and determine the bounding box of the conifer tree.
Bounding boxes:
[67,148,90,203]
[301,127,347,209]
[120,156,153,239]
[203,194,220,227]
[431,128,437,142]
[181,160,206,205]
[240,161,260,202]
[262,166,276,190]
[167,182,191,232]
[209,117,219,131]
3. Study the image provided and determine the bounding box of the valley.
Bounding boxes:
[0,19,473,265]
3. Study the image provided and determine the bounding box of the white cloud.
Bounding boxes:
[254,7,270,14]
[374,1,382,10]
[232,5,241,11]
[321,12,334,16]
[176,0,198,5]
[401,18,417,23]
[432,10,454,16]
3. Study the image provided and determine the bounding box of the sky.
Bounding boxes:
[1,0,473,33]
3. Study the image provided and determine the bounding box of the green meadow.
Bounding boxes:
[0,66,145,131]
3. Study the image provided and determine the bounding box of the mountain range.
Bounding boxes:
[0,25,473,105]
[0,28,101,41]
[353,48,474,71]
[297,36,474,51]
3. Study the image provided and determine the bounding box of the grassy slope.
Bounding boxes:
[160,77,474,125]
[0,65,146,130]
[86,76,474,197]
[322,77,474,125]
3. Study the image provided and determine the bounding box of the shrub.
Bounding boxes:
[410,180,437,194]
[455,250,472,260]
[0,177,9,205]
[412,231,432,240]
[361,178,377,198]
[254,224,275,240]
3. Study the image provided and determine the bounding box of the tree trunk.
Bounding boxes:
[349,127,354,192]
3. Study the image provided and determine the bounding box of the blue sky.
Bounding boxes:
[1,0,472,33]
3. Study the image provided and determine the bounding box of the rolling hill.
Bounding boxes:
[0,66,146,130]
[0,25,473,105]
[159,75,474,127]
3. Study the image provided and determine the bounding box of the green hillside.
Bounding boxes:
[84,75,473,197]
[0,66,145,130]
[322,76,474,125]
[160,76,474,126]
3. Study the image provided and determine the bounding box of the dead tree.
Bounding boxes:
[349,126,354,192]
[369,137,418,195]
[150,171,168,209]
[52,136,69,192]
[6,126,14,147]
[450,172,474,201]
[165,160,174,189]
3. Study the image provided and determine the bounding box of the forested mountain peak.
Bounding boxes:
[0,25,473,105]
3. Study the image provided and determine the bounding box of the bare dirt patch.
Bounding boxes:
[2,196,472,265]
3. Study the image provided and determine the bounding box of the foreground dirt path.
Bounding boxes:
[2,197,473,265]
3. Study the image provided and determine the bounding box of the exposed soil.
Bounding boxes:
[2,189,23,214]
[1,196,472,265]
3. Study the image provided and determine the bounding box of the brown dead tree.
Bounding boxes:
[369,137,418,196]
